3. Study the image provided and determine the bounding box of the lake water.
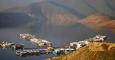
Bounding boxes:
[0,49,54,60]
[0,24,114,60]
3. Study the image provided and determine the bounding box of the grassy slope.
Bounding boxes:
[49,42,115,60]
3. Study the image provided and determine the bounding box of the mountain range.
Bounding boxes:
[0,0,115,47]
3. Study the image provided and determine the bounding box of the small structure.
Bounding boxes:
[89,35,107,42]
[0,41,15,49]
[12,44,24,50]
[70,41,89,50]
[0,41,24,50]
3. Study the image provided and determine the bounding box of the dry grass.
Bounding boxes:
[50,42,115,60]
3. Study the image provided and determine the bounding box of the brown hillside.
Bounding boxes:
[102,20,115,32]
[79,15,115,32]
[51,42,115,60]
[79,15,110,29]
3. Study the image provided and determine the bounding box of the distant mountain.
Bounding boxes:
[0,13,33,28]
[79,15,115,32]
[103,20,115,32]
[0,0,115,46]
[0,1,115,60]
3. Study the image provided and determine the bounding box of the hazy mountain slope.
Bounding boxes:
[0,13,33,28]
[79,15,115,32]
[103,20,115,32]
[0,0,115,46]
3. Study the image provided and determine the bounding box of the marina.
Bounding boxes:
[0,34,107,57]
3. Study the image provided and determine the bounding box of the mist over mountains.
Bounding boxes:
[0,0,115,47]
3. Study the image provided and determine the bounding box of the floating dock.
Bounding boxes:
[15,48,75,57]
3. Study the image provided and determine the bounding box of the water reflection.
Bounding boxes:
[0,49,53,60]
